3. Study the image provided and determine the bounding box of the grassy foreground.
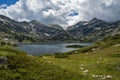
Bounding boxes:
[0,34,120,80]
[0,46,82,80]
[41,34,120,80]
[43,46,120,80]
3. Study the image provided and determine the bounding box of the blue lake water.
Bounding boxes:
[17,43,92,56]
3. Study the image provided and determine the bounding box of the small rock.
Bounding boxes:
[92,74,96,77]
[0,56,7,64]
[83,70,89,73]
[79,67,84,70]
[92,74,113,79]
[106,75,113,79]
[92,48,96,51]
[114,44,120,47]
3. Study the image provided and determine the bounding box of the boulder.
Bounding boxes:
[0,56,7,64]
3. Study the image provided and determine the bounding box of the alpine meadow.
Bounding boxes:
[0,0,120,80]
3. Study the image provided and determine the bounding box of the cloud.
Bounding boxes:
[0,0,120,29]
[0,4,8,9]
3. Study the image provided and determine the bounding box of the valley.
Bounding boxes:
[0,34,120,80]
[0,15,120,80]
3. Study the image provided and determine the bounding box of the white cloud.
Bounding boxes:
[0,0,120,29]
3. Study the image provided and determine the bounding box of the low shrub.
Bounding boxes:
[79,45,97,52]
[43,54,53,56]
[66,45,83,48]
[54,53,68,58]
[110,53,120,57]
[0,41,6,46]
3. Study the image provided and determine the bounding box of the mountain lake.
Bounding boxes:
[16,43,92,56]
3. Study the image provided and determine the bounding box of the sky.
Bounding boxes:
[0,0,18,5]
[0,0,120,29]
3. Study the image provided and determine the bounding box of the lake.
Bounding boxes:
[16,43,92,56]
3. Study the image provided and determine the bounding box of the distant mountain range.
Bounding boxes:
[0,15,120,42]
[67,18,120,41]
[0,15,71,42]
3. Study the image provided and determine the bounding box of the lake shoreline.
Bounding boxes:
[16,43,92,56]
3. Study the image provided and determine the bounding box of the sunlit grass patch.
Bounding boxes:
[43,46,120,80]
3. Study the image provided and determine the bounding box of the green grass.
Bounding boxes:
[54,53,69,58]
[41,34,120,80]
[0,46,83,80]
[43,46,120,80]
[0,34,120,80]
[0,46,26,56]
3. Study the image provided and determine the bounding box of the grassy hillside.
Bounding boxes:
[42,34,120,80]
[0,46,82,80]
[0,34,120,80]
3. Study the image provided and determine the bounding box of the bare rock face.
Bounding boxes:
[0,15,71,42]
[67,18,120,42]
[0,14,120,42]
[0,56,7,64]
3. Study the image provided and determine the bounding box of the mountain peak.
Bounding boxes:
[90,18,101,22]
[89,18,105,24]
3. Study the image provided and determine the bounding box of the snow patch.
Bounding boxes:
[0,18,6,22]
[44,33,50,36]
[83,22,88,25]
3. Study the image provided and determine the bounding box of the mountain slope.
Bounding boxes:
[67,18,120,42]
[0,46,82,80]
[0,15,71,42]
[0,14,120,42]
